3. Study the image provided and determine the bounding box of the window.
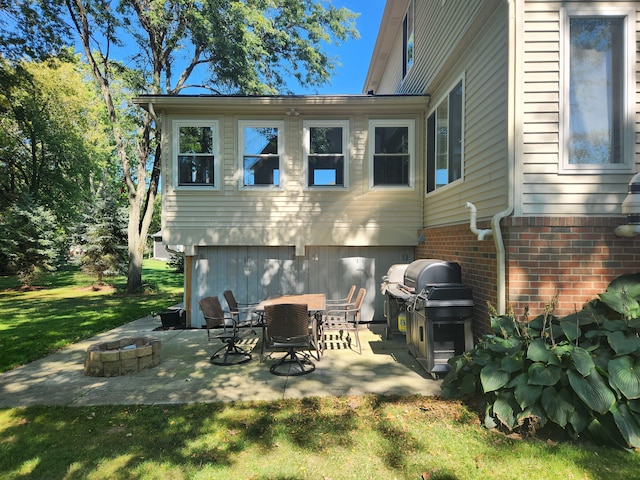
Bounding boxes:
[369,120,415,188]
[561,8,635,172]
[173,120,219,188]
[239,121,283,188]
[427,79,464,192]
[402,0,414,79]
[303,121,348,188]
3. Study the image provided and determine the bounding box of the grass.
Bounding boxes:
[1,396,640,479]
[0,263,639,479]
[0,260,183,373]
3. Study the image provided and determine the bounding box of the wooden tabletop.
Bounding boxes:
[255,294,326,312]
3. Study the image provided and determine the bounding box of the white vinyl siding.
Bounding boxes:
[157,97,427,251]
[520,1,639,216]
[423,6,509,226]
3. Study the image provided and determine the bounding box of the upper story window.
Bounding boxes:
[303,120,349,188]
[402,0,414,79]
[239,120,283,188]
[427,78,464,193]
[369,119,415,189]
[561,7,635,173]
[173,120,219,189]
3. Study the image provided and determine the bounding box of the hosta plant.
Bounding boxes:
[441,273,640,449]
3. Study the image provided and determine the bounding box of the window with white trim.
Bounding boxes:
[239,121,283,188]
[402,0,414,79]
[369,119,415,188]
[173,120,219,188]
[303,120,348,188]
[561,7,635,172]
[426,78,464,192]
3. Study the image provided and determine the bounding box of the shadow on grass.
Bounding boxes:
[1,396,638,479]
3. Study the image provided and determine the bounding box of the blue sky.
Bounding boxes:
[302,0,386,95]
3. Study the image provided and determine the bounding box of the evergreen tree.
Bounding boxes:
[0,195,61,283]
[79,186,128,285]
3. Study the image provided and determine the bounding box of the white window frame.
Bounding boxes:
[426,76,465,194]
[559,6,636,174]
[402,0,415,79]
[238,120,285,190]
[303,120,349,189]
[368,119,415,190]
[172,119,220,191]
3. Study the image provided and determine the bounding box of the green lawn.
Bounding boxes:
[0,263,639,479]
[0,260,183,373]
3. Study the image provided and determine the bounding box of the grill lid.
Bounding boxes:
[404,259,462,292]
[383,264,410,284]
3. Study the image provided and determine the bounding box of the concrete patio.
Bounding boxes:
[0,315,442,408]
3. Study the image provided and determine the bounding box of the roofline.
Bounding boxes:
[133,93,430,112]
[363,0,410,94]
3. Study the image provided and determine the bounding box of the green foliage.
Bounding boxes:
[442,274,640,448]
[0,195,63,283]
[0,55,111,222]
[77,185,128,283]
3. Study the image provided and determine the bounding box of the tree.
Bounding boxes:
[79,184,128,284]
[0,0,70,62]
[0,195,62,283]
[0,55,111,223]
[63,0,358,293]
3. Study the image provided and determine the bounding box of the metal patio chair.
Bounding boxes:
[199,296,253,365]
[322,287,366,354]
[326,284,356,307]
[223,289,260,325]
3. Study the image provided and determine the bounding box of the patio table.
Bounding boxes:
[255,294,326,361]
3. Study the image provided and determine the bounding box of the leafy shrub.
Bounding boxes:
[441,273,640,449]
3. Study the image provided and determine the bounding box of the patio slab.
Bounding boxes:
[0,315,441,408]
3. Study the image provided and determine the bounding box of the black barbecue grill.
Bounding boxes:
[399,259,474,378]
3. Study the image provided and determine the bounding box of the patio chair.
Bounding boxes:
[322,288,366,354]
[262,303,316,376]
[199,296,253,366]
[223,290,260,326]
[326,285,356,307]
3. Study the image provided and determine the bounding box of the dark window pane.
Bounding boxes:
[448,80,463,182]
[310,127,343,154]
[244,155,280,186]
[373,155,409,186]
[375,126,409,154]
[178,155,214,185]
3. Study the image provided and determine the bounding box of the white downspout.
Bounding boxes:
[466,1,517,316]
[492,0,518,315]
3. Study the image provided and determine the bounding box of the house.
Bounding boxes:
[136,0,640,330]
[151,231,172,260]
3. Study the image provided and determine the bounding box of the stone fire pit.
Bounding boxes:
[84,337,161,377]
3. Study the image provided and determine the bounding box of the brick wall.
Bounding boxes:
[504,216,640,315]
[417,216,640,336]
